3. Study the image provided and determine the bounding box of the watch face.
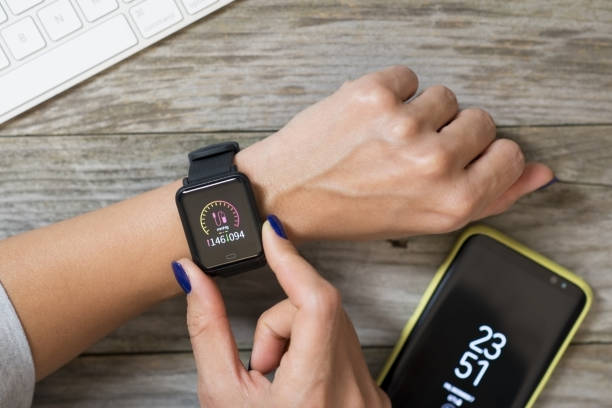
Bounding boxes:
[178,176,263,271]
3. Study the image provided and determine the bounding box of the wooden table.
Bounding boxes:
[1,0,610,406]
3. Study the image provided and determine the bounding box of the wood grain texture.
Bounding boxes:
[31,350,388,407]
[1,129,611,353]
[1,126,611,239]
[2,0,611,403]
[32,345,612,407]
[1,0,612,135]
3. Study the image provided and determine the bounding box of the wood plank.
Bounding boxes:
[1,130,611,351]
[498,125,612,186]
[0,133,263,235]
[32,344,612,407]
[2,0,612,135]
[0,126,610,239]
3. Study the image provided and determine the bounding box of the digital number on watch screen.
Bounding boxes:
[180,177,262,269]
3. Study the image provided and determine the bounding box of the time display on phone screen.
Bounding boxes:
[443,324,507,406]
[380,235,587,408]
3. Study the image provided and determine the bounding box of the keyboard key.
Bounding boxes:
[5,0,44,15]
[0,15,137,117]
[0,48,8,70]
[0,5,7,24]
[76,0,118,22]
[130,0,182,38]
[39,0,83,41]
[1,17,46,60]
[182,0,219,15]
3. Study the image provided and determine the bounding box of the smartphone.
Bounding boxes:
[377,225,592,408]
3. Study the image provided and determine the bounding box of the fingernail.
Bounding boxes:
[172,261,191,294]
[267,214,287,239]
[537,177,558,191]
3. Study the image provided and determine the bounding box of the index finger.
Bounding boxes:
[262,220,341,367]
[360,65,419,102]
[262,220,329,308]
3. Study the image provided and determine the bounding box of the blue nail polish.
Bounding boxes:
[267,214,288,239]
[537,177,558,191]
[172,261,191,294]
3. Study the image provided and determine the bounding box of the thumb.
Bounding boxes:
[172,259,243,394]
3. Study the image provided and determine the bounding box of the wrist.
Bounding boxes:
[234,139,294,238]
[234,137,328,243]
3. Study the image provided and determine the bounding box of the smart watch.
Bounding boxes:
[176,142,266,276]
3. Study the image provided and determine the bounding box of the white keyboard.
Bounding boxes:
[0,0,234,125]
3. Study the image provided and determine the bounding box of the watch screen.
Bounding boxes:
[381,234,586,408]
[179,176,262,270]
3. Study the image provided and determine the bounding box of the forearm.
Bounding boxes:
[0,179,186,379]
[0,145,278,380]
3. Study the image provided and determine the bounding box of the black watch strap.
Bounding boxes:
[186,142,240,184]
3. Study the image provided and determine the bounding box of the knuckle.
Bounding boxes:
[388,64,419,88]
[467,107,494,127]
[432,84,458,106]
[499,139,525,169]
[273,250,298,272]
[420,146,454,176]
[321,284,342,310]
[187,310,222,341]
[480,108,496,130]
[187,311,207,337]
[396,64,417,80]
[305,283,342,317]
[468,108,496,136]
[389,116,421,141]
[255,311,269,331]
[351,80,397,110]
[513,142,525,166]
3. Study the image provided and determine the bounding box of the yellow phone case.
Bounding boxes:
[376,224,593,408]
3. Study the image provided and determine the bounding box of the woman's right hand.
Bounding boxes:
[177,216,389,407]
[236,65,554,241]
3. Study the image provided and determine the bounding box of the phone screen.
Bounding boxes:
[380,234,586,408]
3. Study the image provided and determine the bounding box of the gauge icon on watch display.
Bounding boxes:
[200,200,240,235]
